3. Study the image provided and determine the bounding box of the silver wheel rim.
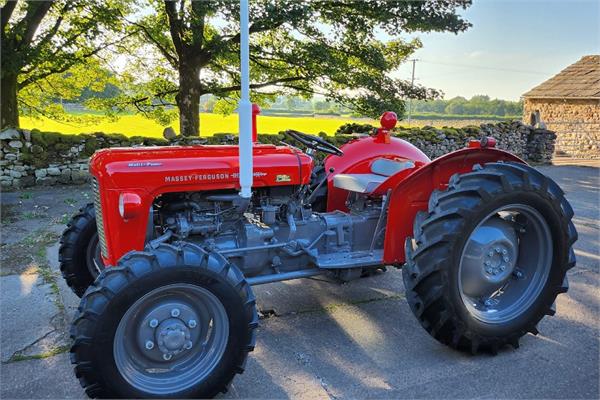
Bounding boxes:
[114,283,229,395]
[458,204,553,324]
[85,233,103,278]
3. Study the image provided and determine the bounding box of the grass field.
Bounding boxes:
[20,113,374,137]
[20,112,512,138]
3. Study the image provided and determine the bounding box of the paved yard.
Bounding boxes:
[1,163,598,399]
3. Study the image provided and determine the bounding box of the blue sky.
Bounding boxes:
[393,0,599,100]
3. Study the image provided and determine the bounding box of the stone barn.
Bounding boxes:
[522,55,599,159]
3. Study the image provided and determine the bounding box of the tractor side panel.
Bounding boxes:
[382,148,525,265]
[324,136,431,212]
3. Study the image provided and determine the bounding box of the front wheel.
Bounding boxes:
[59,203,105,297]
[70,243,258,398]
[403,162,577,354]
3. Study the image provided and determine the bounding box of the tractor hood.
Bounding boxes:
[89,144,313,194]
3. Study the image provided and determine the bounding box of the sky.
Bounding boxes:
[392,0,599,101]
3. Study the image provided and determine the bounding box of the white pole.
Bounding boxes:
[238,0,252,198]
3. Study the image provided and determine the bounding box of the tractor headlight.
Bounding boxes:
[118,192,142,220]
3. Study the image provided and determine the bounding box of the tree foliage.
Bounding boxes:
[107,0,472,136]
[0,0,131,128]
[412,95,523,116]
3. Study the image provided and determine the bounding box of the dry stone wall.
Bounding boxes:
[523,98,599,159]
[0,121,556,190]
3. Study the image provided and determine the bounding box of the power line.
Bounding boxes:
[419,59,553,75]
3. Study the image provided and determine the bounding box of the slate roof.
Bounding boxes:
[523,55,600,99]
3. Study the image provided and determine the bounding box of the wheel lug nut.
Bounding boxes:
[145,340,154,350]
[500,265,506,271]
[503,256,509,262]
[495,247,501,253]
[163,353,172,361]
[184,341,193,350]
[514,270,524,279]
[149,319,159,328]
[188,319,197,328]
[171,308,180,318]
[484,261,491,266]
[488,251,494,257]
[502,249,507,255]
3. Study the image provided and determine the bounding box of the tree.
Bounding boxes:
[0,0,130,129]
[115,0,472,136]
[445,96,467,114]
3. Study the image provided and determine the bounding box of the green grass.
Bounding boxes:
[21,113,375,138]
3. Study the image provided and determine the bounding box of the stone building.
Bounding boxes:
[522,55,599,159]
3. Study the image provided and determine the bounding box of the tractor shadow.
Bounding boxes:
[224,262,599,399]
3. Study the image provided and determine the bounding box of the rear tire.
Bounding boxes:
[70,242,258,398]
[403,162,577,354]
[59,203,104,297]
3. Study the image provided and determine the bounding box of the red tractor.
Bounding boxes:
[58,3,575,397]
[60,111,577,398]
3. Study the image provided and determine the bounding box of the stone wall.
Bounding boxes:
[0,121,556,190]
[336,120,555,163]
[523,98,600,159]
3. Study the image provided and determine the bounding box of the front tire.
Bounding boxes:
[403,162,577,354]
[59,203,104,297]
[70,242,258,398]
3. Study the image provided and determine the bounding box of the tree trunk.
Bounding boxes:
[1,73,20,129]
[176,64,201,137]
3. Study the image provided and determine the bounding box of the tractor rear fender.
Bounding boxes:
[382,147,525,265]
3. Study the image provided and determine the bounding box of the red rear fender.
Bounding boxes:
[382,147,525,265]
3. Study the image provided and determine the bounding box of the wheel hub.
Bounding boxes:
[458,204,554,324]
[156,319,192,356]
[460,217,518,298]
[136,303,199,362]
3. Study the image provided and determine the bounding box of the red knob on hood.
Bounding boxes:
[380,111,398,130]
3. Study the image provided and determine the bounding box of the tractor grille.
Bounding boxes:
[92,177,108,257]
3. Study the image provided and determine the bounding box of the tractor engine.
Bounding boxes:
[154,187,384,279]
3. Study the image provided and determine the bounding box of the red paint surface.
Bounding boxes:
[252,103,261,142]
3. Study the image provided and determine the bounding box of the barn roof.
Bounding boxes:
[523,55,600,99]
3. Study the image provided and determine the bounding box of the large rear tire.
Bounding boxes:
[59,203,104,297]
[70,242,258,398]
[403,162,577,354]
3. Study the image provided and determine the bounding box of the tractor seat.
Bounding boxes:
[333,158,415,194]
[370,158,415,177]
[332,173,387,194]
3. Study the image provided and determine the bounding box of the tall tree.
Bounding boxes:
[0,0,130,129]
[115,0,472,136]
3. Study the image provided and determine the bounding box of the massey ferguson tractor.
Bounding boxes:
[59,2,576,398]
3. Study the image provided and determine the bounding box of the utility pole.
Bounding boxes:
[407,59,418,127]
